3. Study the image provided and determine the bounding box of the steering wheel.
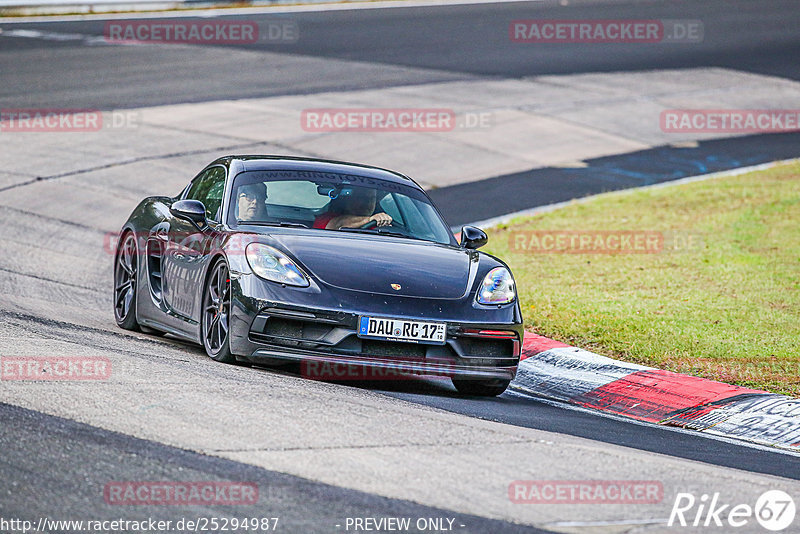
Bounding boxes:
[359,219,378,229]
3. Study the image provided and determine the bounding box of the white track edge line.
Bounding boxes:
[505,389,800,458]
[463,157,800,231]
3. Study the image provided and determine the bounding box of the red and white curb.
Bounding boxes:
[513,333,800,452]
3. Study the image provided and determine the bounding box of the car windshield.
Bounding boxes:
[228,170,455,245]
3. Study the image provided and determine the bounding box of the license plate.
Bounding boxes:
[358,316,446,345]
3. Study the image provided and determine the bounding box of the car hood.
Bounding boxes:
[271,233,477,299]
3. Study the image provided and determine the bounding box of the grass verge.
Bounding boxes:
[484,161,800,396]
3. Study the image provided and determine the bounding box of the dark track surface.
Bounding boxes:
[431,132,800,227]
[360,378,800,480]
[1,1,798,528]
[0,402,552,534]
[1,0,799,109]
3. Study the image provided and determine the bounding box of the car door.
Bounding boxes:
[162,166,227,321]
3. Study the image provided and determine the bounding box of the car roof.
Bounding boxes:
[211,155,420,189]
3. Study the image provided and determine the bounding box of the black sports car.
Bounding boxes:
[114,156,522,396]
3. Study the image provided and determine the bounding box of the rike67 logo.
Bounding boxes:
[669,490,795,531]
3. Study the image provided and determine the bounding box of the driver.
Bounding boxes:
[314,186,392,230]
[236,182,268,222]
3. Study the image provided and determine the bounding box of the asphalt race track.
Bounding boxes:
[0,402,549,534]
[1,0,799,532]
[2,0,800,109]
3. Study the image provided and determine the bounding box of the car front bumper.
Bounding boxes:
[228,277,522,381]
[248,346,517,381]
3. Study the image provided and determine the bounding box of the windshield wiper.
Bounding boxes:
[237,220,309,228]
[338,227,421,240]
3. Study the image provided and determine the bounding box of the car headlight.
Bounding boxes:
[476,267,516,305]
[245,243,309,287]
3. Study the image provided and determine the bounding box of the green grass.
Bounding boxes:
[484,162,800,396]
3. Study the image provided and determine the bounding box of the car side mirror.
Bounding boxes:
[170,199,207,227]
[460,225,488,249]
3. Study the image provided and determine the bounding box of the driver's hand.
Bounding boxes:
[370,213,393,227]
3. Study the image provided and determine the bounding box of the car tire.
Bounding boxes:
[113,232,141,331]
[451,378,510,397]
[202,258,236,364]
